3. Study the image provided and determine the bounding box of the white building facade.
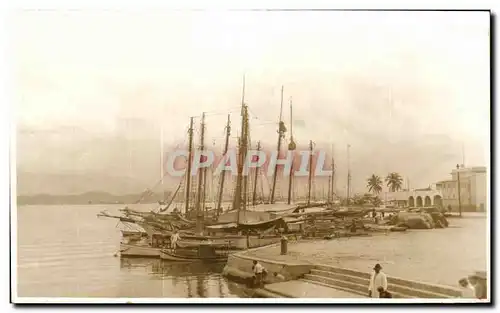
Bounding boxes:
[386,166,487,212]
[385,189,443,208]
[435,166,487,212]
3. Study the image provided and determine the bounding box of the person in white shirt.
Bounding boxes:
[252,260,266,287]
[368,263,388,298]
[170,231,181,252]
[458,278,476,298]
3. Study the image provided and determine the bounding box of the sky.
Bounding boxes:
[13,10,491,195]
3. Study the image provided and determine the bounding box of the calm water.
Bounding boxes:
[17,204,248,298]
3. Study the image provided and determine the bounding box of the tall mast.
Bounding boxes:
[195,113,206,233]
[234,76,248,223]
[327,176,331,203]
[347,144,351,202]
[216,114,231,217]
[203,163,208,218]
[307,140,313,206]
[270,85,285,204]
[287,97,296,205]
[242,106,250,211]
[330,145,335,203]
[185,117,194,214]
[243,142,249,209]
[201,116,208,219]
[241,76,248,210]
[252,141,261,206]
[234,105,249,222]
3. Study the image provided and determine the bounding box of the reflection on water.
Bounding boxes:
[117,258,237,298]
[17,205,248,298]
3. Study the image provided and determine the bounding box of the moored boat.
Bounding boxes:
[180,234,282,250]
[119,243,162,258]
[160,243,236,262]
[119,232,169,258]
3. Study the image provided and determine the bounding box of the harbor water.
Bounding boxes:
[16,204,248,298]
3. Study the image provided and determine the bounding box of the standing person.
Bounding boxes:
[252,260,265,287]
[350,220,357,233]
[170,231,181,252]
[468,271,487,299]
[458,278,476,298]
[368,264,388,298]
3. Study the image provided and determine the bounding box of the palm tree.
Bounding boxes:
[367,174,383,194]
[385,172,404,192]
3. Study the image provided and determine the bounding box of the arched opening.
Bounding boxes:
[433,195,443,208]
[416,196,423,207]
[408,196,415,207]
[424,196,432,207]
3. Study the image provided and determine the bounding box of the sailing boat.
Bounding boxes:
[115,175,196,257]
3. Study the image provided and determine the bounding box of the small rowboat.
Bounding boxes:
[120,243,162,258]
[160,243,237,262]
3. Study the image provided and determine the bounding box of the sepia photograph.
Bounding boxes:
[10,8,491,304]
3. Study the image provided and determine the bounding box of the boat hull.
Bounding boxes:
[160,249,235,262]
[179,235,281,250]
[160,249,240,263]
[120,243,161,258]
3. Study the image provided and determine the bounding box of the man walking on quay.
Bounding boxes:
[368,263,388,298]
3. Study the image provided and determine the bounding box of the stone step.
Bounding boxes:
[253,288,289,298]
[304,274,407,299]
[388,282,455,299]
[314,265,371,279]
[313,265,460,298]
[309,269,454,299]
[265,280,365,298]
[299,279,368,298]
[310,269,369,286]
[387,276,460,298]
